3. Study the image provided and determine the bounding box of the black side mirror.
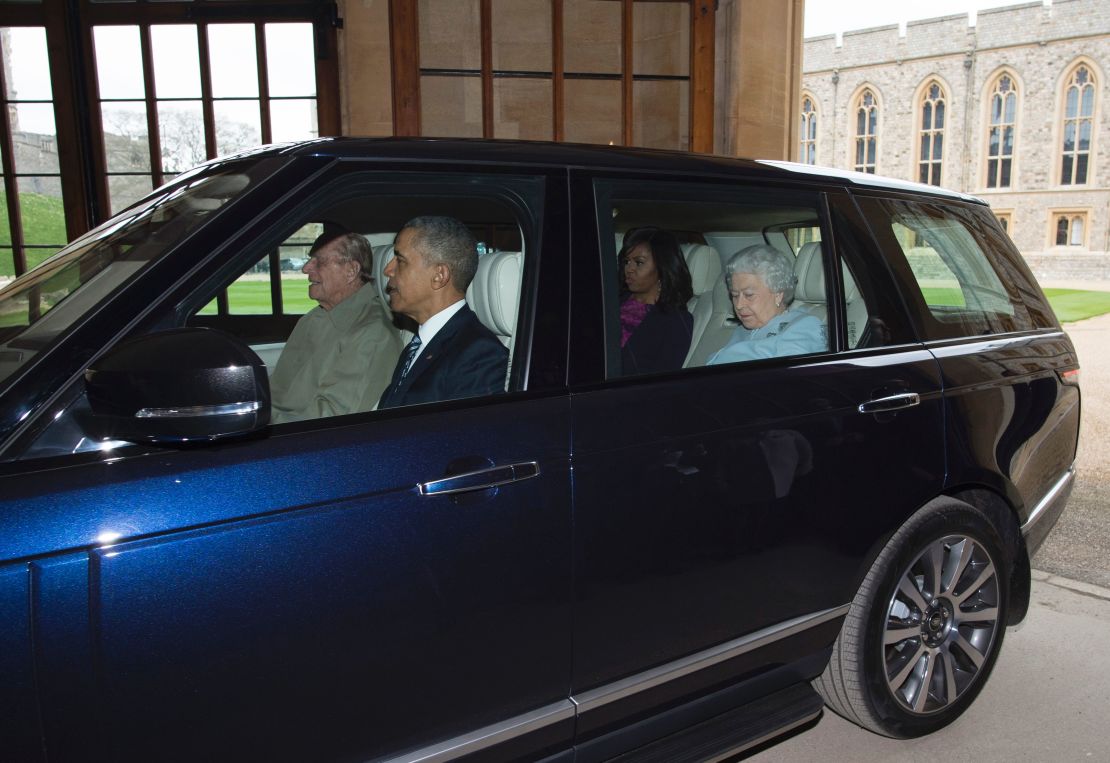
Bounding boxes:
[85,327,270,444]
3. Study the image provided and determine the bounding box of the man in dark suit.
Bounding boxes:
[376,216,508,409]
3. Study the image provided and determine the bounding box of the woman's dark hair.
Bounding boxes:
[617,227,693,311]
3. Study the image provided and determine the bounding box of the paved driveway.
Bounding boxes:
[745,574,1110,761]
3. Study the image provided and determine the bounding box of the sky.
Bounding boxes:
[804,0,1050,39]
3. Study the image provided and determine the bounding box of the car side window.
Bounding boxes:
[19,173,542,459]
[200,222,321,318]
[182,180,539,422]
[596,181,836,378]
[858,196,1044,339]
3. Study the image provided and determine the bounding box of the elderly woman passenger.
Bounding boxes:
[707,244,826,365]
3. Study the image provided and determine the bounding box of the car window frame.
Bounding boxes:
[4,161,559,467]
[589,175,842,382]
[851,190,1051,342]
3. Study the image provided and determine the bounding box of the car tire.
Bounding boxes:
[815,496,1010,738]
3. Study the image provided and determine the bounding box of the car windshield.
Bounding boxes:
[0,159,281,388]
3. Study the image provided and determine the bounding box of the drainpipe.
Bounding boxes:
[831,69,839,167]
[961,47,976,192]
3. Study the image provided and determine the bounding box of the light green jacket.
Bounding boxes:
[270,283,402,424]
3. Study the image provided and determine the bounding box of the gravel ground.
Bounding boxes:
[1030,309,1110,588]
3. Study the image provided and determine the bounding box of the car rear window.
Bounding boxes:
[857,196,1056,339]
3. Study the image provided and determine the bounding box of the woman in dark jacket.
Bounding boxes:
[618,227,694,374]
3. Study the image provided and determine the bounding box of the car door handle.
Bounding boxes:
[418,461,540,496]
[857,392,921,414]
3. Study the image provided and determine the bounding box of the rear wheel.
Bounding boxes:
[816,497,1010,737]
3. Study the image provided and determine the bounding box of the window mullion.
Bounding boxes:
[621,0,632,146]
[197,23,218,161]
[255,22,273,144]
[0,55,27,275]
[552,0,564,142]
[480,0,493,138]
[139,24,164,188]
[268,248,283,315]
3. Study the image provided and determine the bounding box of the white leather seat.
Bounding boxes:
[792,240,867,348]
[466,250,522,386]
[370,242,411,344]
[371,243,395,307]
[792,241,829,323]
[680,243,723,367]
[685,279,737,367]
[843,268,865,348]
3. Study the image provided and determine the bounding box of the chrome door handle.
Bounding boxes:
[418,461,540,496]
[857,392,921,414]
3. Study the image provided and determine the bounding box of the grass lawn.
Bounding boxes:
[199,279,315,315]
[919,287,965,306]
[1042,288,1110,323]
[0,193,67,276]
[920,286,1110,322]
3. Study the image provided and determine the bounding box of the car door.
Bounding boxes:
[853,192,1081,549]
[565,173,946,754]
[0,161,574,762]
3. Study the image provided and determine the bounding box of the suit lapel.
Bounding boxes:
[391,306,472,400]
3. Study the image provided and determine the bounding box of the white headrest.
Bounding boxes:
[371,243,395,306]
[466,250,522,338]
[682,243,723,297]
[793,241,826,303]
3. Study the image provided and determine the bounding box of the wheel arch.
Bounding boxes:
[946,485,1031,625]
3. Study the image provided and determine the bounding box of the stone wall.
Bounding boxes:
[803,0,1110,279]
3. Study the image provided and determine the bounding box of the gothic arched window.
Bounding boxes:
[800,96,817,164]
[854,89,878,174]
[918,80,945,186]
[986,73,1017,188]
[1061,64,1096,185]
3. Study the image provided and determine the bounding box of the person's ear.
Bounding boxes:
[432,263,453,290]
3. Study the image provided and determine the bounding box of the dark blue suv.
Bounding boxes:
[0,140,1080,762]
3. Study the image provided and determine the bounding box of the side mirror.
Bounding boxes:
[85,327,270,444]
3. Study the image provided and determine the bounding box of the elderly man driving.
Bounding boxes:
[270,230,402,423]
[707,244,827,365]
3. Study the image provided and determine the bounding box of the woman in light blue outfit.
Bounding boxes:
[707,244,827,365]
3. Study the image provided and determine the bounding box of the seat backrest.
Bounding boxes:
[681,243,722,367]
[843,265,865,348]
[371,243,395,307]
[792,240,868,348]
[466,250,522,345]
[792,240,828,322]
[466,250,522,386]
[370,242,411,344]
[685,279,738,367]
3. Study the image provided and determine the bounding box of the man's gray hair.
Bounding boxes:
[312,231,374,284]
[724,244,798,305]
[400,215,479,291]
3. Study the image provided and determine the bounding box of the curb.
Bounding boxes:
[1031,568,1110,602]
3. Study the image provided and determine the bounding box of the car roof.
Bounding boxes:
[223,137,985,205]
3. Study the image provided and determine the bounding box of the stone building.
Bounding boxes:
[802,0,1110,279]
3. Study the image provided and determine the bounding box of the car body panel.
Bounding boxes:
[0,138,1080,761]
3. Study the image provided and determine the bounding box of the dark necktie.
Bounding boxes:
[397,334,422,382]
